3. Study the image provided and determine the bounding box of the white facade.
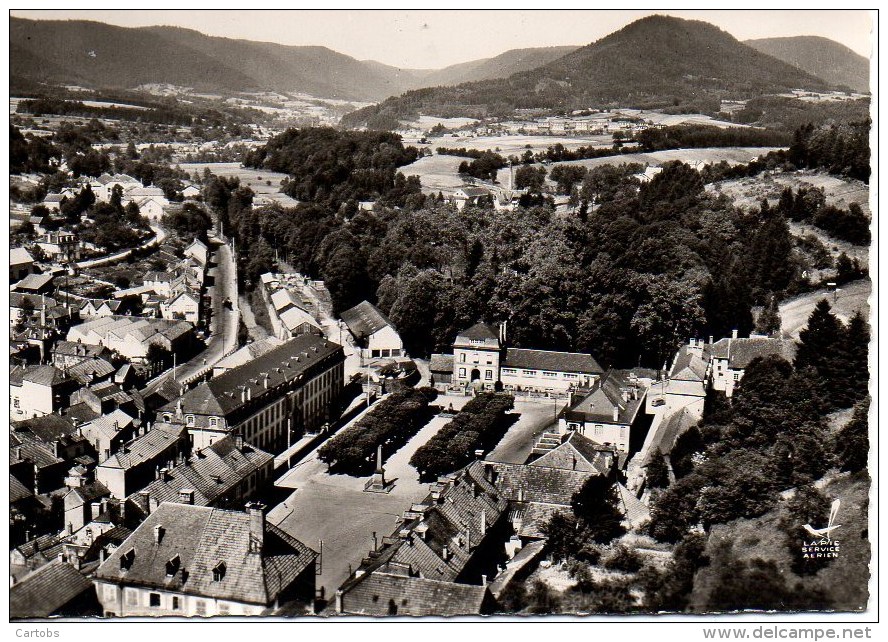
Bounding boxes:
[365,325,404,359]
[10,380,54,420]
[94,581,269,617]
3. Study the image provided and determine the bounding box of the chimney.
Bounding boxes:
[481,574,487,587]
[247,387,252,401]
[613,405,620,422]
[137,491,151,515]
[240,386,246,403]
[708,335,714,345]
[159,467,170,481]
[91,502,102,521]
[732,328,738,340]
[481,510,487,536]
[179,489,194,505]
[235,434,244,450]
[247,502,266,553]
[442,545,449,560]
[154,524,165,545]
[335,590,344,614]
[175,399,183,419]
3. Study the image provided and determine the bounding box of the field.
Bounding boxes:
[177,162,298,206]
[541,146,780,171]
[429,133,611,156]
[779,278,871,339]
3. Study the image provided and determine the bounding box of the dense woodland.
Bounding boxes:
[210,125,843,370]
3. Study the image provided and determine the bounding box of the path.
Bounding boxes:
[780,278,871,339]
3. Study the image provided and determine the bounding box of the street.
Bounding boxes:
[779,278,871,339]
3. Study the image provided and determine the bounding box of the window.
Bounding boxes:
[458,368,466,378]
[501,368,517,376]
[460,353,466,363]
[218,602,230,615]
[542,371,558,378]
[186,415,195,426]
[213,561,227,581]
[149,593,161,608]
[166,555,180,577]
[563,373,578,380]
[209,417,218,427]
[485,370,493,380]
[172,596,180,611]
[13,398,20,409]
[195,600,206,616]
[733,373,741,381]
[371,349,380,358]
[594,425,603,437]
[104,585,116,601]
[163,413,171,422]
[522,370,537,378]
[125,588,138,606]
[120,548,135,571]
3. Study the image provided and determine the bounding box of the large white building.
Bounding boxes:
[341,300,404,360]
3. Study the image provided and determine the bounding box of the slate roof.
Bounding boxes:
[429,353,454,373]
[10,559,96,619]
[164,334,343,418]
[12,414,78,442]
[67,480,111,507]
[11,247,34,265]
[129,437,272,511]
[669,346,707,381]
[14,533,66,562]
[79,409,136,442]
[13,273,55,292]
[94,503,317,605]
[67,357,116,385]
[705,337,797,370]
[453,323,499,350]
[503,348,602,374]
[341,300,396,338]
[99,422,186,470]
[340,572,489,616]
[456,186,490,198]
[52,340,112,361]
[10,432,64,469]
[10,474,34,504]
[467,460,593,507]
[213,337,285,372]
[10,364,71,387]
[530,432,615,475]
[564,370,645,425]
[10,292,56,309]
[617,483,650,528]
[640,407,699,467]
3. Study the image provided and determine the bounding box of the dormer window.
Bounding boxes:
[166,554,180,577]
[213,561,227,582]
[185,415,195,426]
[120,548,135,571]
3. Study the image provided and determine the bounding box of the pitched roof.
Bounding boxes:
[280,306,321,332]
[10,364,71,388]
[10,474,34,504]
[530,432,615,475]
[10,559,96,619]
[165,334,343,417]
[99,422,186,470]
[705,337,797,369]
[13,533,66,561]
[669,346,707,381]
[12,414,78,442]
[503,348,603,375]
[213,337,285,372]
[564,370,645,425]
[128,436,272,511]
[340,572,489,616]
[456,186,490,198]
[270,288,302,312]
[79,409,136,442]
[67,480,111,506]
[456,322,499,343]
[616,483,650,528]
[11,247,34,265]
[640,407,699,467]
[67,357,116,385]
[13,273,55,292]
[94,503,317,605]
[429,353,454,373]
[341,300,396,338]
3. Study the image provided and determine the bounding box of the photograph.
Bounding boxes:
[5,5,876,625]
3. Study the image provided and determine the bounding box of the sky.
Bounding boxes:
[10,8,873,70]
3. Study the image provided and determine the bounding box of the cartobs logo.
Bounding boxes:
[801,498,842,559]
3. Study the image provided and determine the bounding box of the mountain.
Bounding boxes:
[10,17,578,103]
[745,36,869,93]
[343,15,835,128]
[418,46,579,87]
[10,18,403,101]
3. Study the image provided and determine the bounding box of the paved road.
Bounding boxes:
[780,278,871,339]
[487,398,566,464]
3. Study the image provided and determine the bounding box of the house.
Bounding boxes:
[181,185,201,200]
[704,333,798,397]
[11,247,35,281]
[41,193,67,211]
[429,353,455,386]
[10,364,76,420]
[12,272,55,294]
[184,238,209,267]
[66,356,117,386]
[646,339,708,419]
[270,288,306,315]
[337,574,492,616]
[130,196,166,221]
[10,431,70,495]
[10,559,101,619]
[77,409,140,462]
[161,290,201,325]
[93,503,318,616]
[62,466,112,534]
[341,301,404,361]
[95,421,190,499]
[126,435,273,520]
[37,230,81,263]
[10,533,68,575]
[70,381,143,418]
[90,173,141,202]
[500,348,603,393]
[558,370,648,454]
[529,430,618,475]
[451,322,502,390]
[278,305,323,339]
[158,334,345,454]
[79,298,127,319]
[452,186,490,210]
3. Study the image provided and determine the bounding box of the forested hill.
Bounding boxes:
[342,15,835,128]
[745,36,870,94]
